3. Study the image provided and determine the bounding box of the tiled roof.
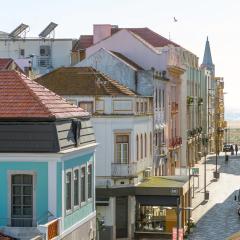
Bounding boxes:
[0,58,12,70]
[112,27,180,48]
[73,35,93,51]
[35,67,137,96]
[110,51,143,70]
[73,27,179,51]
[0,70,89,120]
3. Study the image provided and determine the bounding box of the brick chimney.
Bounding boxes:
[93,24,112,44]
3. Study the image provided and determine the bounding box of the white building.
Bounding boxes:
[36,66,154,240]
[0,23,73,77]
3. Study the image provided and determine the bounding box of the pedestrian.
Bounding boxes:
[230,145,234,155]
[235,144,238,156]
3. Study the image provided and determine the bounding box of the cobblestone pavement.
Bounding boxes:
[188,153,240,240]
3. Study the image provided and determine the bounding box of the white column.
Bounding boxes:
[48,160,57,216]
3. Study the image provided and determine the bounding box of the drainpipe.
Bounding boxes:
[134,71,138,92]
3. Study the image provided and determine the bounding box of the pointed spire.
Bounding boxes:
[201,37,215,73]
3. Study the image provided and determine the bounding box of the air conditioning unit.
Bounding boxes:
[144,169,151,178]
[40,45,51,56]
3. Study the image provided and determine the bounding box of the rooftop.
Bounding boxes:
[73,26,180,51]
[0,70,88,120]
[35,67,137,96]
[137,176,189,188]
[110,51,143,70]
[0,58,13,70]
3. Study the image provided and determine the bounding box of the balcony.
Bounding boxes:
[171,102,178,114]
[168,137,182,149]
[111,160,152,177]
[38,218,60,240]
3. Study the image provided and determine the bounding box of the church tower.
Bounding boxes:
[201,37,215,74]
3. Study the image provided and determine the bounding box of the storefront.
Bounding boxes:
[96,176,191,240]
[134,176,191,239]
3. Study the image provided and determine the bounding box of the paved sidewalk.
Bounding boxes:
[188,153,240,240]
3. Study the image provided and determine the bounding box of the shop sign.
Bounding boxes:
[172,227,183,240]
[170,188,178,195]
[191,167,199,175]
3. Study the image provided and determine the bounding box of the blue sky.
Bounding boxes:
[1,0,239,114]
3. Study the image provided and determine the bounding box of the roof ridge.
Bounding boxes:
[102,73,136,96]
[16,71,55,118]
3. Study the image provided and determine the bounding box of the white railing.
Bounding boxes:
[111,159,152,177]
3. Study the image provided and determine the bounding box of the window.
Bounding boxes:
[159,89,162,110]
[11,174,33,227]
[79,101,93,113]
[73,169,79,207]
[136,102,139,113]
[81,167,86,203]
[66,171,72,211]
[155,89,158,108]
[136,135,139,161]
[67,99,78,106]
[88,164,93,199]
[20,49,25,57]
[144,102,148,113]
[141,134,143,159]
[116,135,129,164]
[162,90,165,109]
[141,102,144,113]
[155,133,158,147]
[145,133,147,158]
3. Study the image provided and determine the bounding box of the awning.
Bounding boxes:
[136,195,178,206]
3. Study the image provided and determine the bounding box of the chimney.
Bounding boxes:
[93,24,112,44]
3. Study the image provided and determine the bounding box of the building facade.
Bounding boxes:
[0,71,97,240]
[0,26,73,77]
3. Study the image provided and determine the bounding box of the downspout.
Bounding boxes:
[134,71,138,92]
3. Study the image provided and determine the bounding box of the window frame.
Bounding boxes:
[65,169,73,215]
[87,162,93,201]
[115,134,130,164]
[78,101,94,114]
[80,164,87,206]
[73,167,80,210]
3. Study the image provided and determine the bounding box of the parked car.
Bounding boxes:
[223,144,233,152]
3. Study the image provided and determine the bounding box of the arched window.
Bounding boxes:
[136,135,139,161]
[150,132,152,156]
[145,133,147,158]
[141,134,143,159]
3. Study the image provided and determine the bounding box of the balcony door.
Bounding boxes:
[11,174,33,227]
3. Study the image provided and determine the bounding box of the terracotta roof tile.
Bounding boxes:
[111,27,180,48]
[0,70,89,120]
[35,67,137,97]
[73,27,180,51]
[0,58,12,70]
[73,35,93,51]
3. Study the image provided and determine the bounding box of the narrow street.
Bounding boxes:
[188,153,240,239]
